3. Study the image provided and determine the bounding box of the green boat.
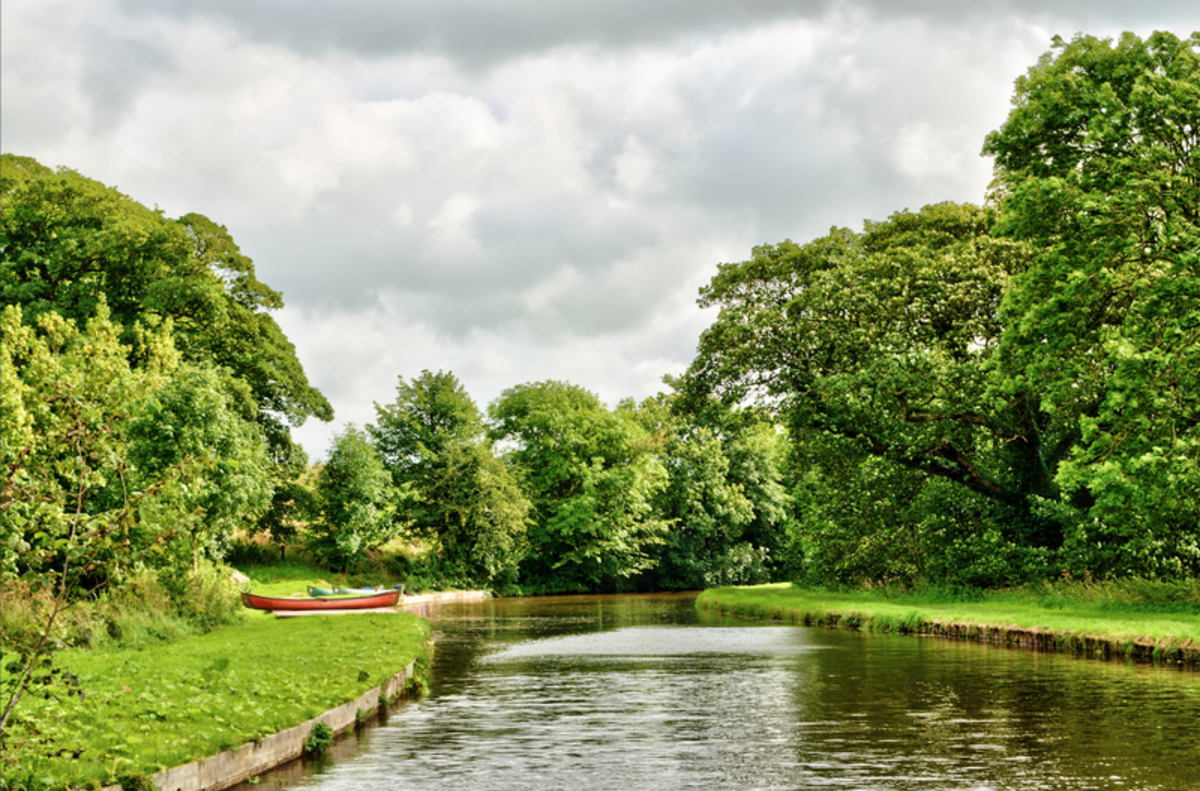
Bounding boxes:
[335,584,405,596]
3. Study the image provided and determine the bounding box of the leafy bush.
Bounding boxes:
[304,722,335,757]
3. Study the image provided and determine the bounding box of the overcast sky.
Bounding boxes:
[3,1,1195,458]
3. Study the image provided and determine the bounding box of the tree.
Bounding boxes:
[630,394,792,589]
[1,304,180,734]
[127,364,274,570]
[489,381,669,592]
[685,203,1058,572]
[0,155,333,464]
[983,31,1200,576]
[370,371,529,587]
[308,426,399,570]
[685,32,1200,583]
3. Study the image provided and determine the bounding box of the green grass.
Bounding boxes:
[2,612,431,789]
[697,582,1200,659]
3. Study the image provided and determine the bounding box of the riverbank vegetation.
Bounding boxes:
[698,581,1200,664]
[0,612,429,790]
[3,28,1198,788]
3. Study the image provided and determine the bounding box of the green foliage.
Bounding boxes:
[983,31,1200,578]
[630,394,793,589]
[371,371,530,587]
[685,204,1053,584]
[0,612,430,788]
[253,472,319,558]
[371,370,484,483]
[0,152,332,490]
[128,364,274,569]
[489,381,669,591]
[1,304,176,584]
[307,426,399,569]
[304,722,335,757]
[685,33,1200,586]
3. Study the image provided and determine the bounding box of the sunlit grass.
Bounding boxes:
[2,612,430,789]
[697,582,1200,650]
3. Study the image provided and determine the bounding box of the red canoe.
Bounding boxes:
[241,590,401,611]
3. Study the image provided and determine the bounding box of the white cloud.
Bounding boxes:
[5,0,1188,457]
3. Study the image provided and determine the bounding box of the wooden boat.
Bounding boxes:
[241,590,401,611]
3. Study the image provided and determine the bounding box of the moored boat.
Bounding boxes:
[241,590,401,611]
[334,584,404,595]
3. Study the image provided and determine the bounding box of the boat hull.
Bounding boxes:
[241,590,401,611]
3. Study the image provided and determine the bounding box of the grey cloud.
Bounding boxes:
[113,0,1197,68]
[79,25,177,131]
[246,185,684,339]
[114,0,824,67]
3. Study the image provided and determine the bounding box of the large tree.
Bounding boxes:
[685,204,1055,556]
[489,381,669,592]
[982,31,1200,576]
[0,155,332,462]
[370,371,529,587]
[685,31,1200,583]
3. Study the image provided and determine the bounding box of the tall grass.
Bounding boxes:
[1,563,246,654]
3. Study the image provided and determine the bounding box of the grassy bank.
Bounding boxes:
[697,582,1200,665]
[1,611,431,790]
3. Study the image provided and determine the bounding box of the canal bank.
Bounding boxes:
[104,592,489,791]
[2,608,436,791]
[697,583,1200,666]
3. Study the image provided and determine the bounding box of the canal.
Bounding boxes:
[241,592,1200,790]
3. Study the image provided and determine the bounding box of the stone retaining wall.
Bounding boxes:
[400,590,491,605]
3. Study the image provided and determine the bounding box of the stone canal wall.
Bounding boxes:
[400,589,492,606]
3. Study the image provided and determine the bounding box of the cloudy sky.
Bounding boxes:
[3,1,1195,458]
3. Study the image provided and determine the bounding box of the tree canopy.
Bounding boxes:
[0,155,332,461]
[371,371,530,587]
[489,381,670,592]
[684,31,1200,583]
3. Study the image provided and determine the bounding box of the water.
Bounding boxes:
[239,593,1200,790]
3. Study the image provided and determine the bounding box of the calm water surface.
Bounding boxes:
[242,593,1200,790]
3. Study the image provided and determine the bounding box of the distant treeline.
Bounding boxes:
[2,31,1198,606]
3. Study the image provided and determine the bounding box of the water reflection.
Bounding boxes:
[238,593,1200,791]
